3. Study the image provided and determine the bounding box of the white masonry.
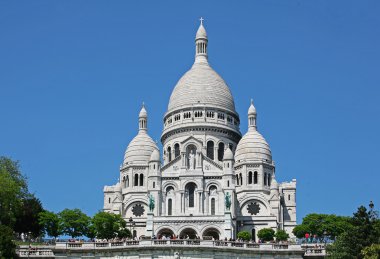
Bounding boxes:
[103,19,297,241]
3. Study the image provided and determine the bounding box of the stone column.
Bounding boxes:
[224,212,233,240]
[146,212,154,237]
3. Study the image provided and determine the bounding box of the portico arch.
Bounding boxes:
[179,227,199,239]
[157,227,175,239]
[202,227,220,240]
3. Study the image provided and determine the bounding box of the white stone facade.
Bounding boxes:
[103,20,297,241]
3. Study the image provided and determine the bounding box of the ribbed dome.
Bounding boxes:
[123,131,159,166]
[167,62,236,113]
[235,129,272,163]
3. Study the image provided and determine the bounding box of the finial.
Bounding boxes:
[142,101,145,108]
[250,98,253,105]
[200,17,204,25]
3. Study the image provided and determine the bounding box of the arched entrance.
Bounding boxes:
[251,228,256,242]
[202,227,220,240]
[157,228,175,239]
[180,228,198,239]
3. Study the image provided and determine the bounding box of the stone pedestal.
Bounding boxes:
[224,211,233,239]
[146,212,154,237]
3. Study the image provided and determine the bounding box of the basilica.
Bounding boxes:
[103,20,296,241]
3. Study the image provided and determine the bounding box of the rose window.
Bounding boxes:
[247,202,260,215]
[132,204,145,217]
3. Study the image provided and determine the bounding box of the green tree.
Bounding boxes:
[92,212,131,239]
[237,231,251,241]
[14,195,44,237]
[361,244,380,259]
[257,228,275,242]
[293,213,351,239]
[275,230,289,241]
[59,209,90,238]
[0,157,28,227]
[327,205,380,259]
[0,225,17,259]
[39,210,62,238]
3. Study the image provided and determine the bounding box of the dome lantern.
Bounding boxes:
[248,99,257,130]
[195,17,208,64]
[139,102,148,131]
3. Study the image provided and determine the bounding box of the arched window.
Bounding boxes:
[227,180,230,187]
[186,183,196,208]
[218,142,225,161]
[248,171,253,184]
[139,174,144,186]
[288,194,291,201]
[254,171,258,184]
[236,174,239,185]
[153,182,155,188]
[168,199,172,216]
[134,174,138,186]
[239,173,243,185]
[264,173,267,186]
[211,198,215,215]
[108,197,111,203]
[207,141,214,160]
[268,174,271,186]
[174,143,180,158]
[167,146,172,162]
[126,176,129,187]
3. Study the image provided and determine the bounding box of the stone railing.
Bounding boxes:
[17,247,54,258]
[54,240,298,250]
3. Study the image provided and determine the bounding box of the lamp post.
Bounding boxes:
[129,217,134,239]
[369,201,374,210]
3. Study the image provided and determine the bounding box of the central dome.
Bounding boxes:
[166,21,237,115]
[167,62,236,113]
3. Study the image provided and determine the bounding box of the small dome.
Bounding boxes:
[123,131,158,166]
[149,149,160,162]
[196,22,207,40]
[248,99,256,115]
[223,147,234,160]
[235,129,272,163]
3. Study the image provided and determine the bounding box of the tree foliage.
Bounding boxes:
[275,230,289,241]
[92,212,131,239]
[0,157,28,227]
[327,205,380,259]
[0,225,17,259]
[292,213,351,239]
[59,209,90,238]
[39,210,62,238]
[237,231,251,241]
[361,244,380,259]
[14,196,44,237]
[257,228,275,242]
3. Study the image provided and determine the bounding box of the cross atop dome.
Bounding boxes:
[199,17,204,25]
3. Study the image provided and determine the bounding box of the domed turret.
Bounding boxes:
[223,147,234,161]
[123,104,159,166]
[235,100,272,164]
[149,149,160,162]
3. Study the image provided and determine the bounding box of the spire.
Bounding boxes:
[139,102,147,131]
[195,17,208,64]
[248,99,257,130]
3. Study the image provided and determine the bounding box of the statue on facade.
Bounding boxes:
[225,192,231,211]
[188,150,195,169]
[148,194,155,212]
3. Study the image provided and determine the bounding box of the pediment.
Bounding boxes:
[180,135,203,146]
[161,156,182,173]
[203,158,223,172]
[112,196,122,203]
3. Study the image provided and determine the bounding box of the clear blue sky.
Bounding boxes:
[1,1,379,223]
